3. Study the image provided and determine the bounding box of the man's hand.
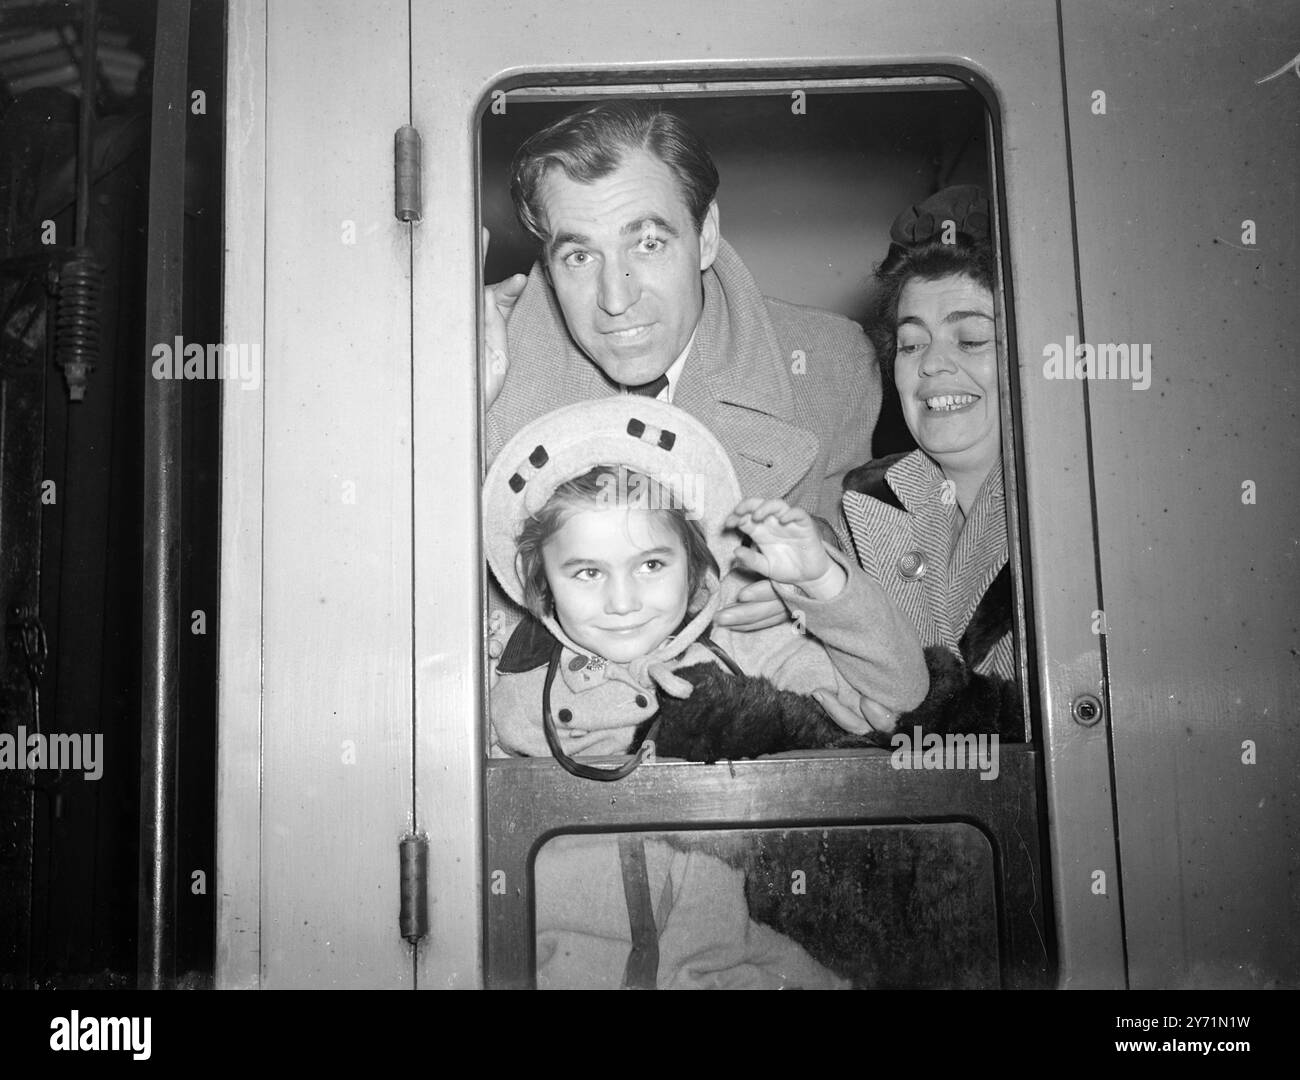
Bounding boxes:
[725,498,847,600]
[482,227,528,408]
[487,609,509,689]
[812,690,898,735]
[713,577,788,632]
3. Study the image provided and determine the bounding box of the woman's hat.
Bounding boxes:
[889,184,990,248]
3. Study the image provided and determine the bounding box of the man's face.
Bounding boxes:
[537,148,720,387]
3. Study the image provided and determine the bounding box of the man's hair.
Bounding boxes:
[868,239,997,384]
[515,465,718,623]
[510,102,720,245]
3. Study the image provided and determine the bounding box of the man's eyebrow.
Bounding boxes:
[546,216,681,260]
[621,215,679,239]
[546,230,589,260]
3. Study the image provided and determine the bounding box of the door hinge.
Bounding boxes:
[399,833,429,944]
[394,125,422,223]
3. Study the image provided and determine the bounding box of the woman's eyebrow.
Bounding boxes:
[943,309,995,324]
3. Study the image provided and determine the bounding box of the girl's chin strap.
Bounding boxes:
[540,635,745,783]
[542,642,654,782]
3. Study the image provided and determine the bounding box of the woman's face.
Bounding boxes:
[893,274,1001,479]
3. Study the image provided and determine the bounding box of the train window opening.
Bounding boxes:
[478,78,1052,988]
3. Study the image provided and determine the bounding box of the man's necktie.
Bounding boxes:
[625,374,668,399]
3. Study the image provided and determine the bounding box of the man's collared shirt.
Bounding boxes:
[622,329,696,403]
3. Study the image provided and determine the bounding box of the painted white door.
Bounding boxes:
[409,0,1120,988]
[219,0,416,989]
[218,0,1144,991]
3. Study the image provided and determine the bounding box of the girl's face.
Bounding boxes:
[894,274,1001,479]
[542,505,691,663]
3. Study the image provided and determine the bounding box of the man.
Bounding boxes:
[484,101,880,629]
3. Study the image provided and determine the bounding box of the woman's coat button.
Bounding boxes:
[898,550,927,580]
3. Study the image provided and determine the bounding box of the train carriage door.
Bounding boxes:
[218,0,416,988]
[410,0,1126,988]
[1059,1,1300,988]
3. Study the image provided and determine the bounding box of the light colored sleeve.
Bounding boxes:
[715,546,929,716]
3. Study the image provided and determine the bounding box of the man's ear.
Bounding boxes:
[698,201,720,271]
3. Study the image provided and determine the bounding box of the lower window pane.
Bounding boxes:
[534,824,998,989]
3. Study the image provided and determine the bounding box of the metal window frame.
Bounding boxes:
[476,69,1056,990]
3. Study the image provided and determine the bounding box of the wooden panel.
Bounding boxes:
[413,0,1119,988]
[1061,0,1300,988]
[215,0,266,990]
[257,0,413,988]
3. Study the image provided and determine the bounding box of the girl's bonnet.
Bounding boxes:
[483,395,743,699]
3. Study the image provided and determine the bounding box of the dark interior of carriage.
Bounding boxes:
[0,0,223,989]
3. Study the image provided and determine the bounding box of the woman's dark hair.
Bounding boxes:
[515,465,718,622]
[867,239,997,383]
[510,101,720,245]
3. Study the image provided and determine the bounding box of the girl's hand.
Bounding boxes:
[726,498,846,600]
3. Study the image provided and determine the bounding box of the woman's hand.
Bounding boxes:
[725,497,847,600]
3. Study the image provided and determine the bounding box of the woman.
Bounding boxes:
[841,186,1020,733]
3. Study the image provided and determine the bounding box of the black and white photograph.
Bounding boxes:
[0,0,1295,1054]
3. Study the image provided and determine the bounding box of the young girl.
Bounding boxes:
[486,397,928,763]
[484,396,928,987]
